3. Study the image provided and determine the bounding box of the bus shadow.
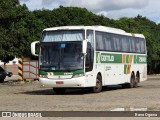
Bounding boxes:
[102,85,141,92]
[18,85,142,95]
[18,88,90,95]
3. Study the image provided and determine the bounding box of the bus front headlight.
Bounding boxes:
[72,74,84,78]
[40,75,47,78]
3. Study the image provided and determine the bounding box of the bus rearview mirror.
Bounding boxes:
[31,41,40,56]
[82,40,87,54]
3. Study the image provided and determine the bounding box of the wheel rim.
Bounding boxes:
[96,79,100,89]
[134,77,138,87]
[95,78,102,91]
[92,75,102,93]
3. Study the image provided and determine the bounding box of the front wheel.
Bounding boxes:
[91,75,102,93]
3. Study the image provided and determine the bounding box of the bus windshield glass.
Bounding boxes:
[41,30,85,42]
[40,42,83,71]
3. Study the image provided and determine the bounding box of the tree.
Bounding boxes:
[0,0,28,64]
[1,4,160,74]
[112,15,160,73]
[32,7,160,74]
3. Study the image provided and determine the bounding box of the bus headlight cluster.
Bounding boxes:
[40,75,47,78]
[72,74,84,78]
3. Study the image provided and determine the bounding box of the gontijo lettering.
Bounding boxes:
[101,55,114,62]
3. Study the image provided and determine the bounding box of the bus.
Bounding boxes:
[31,26,147,93]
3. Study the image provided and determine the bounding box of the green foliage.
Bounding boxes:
[113,15,160,73]
[0,0,21,63]
[0,2,160,73]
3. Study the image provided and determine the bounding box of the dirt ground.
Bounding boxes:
[0,75,160,119]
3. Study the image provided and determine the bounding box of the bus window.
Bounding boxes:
[96,32,104,51]
[113,35,122,51]
[139,38,145,53]
[87,30,94,48]
[86,30,94,72]
[42,30,85,42]
[104,33,113,51]
[135,38,141,53]
[130,37,136,53]
[121,36,129,52]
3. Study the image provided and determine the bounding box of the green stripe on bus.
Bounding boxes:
[96,52,122,63]
[96,52,147,64]
[39,69,84,76]
[39,70,48,75]
[134,55,147,64]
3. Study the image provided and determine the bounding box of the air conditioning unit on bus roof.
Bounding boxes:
[133,34,145,38]
[94,26,126,33]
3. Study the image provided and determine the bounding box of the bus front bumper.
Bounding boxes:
[39,77,86,88]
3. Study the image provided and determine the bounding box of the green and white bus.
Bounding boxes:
[31,26,147,93]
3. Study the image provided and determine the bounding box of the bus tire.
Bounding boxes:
[127,73,136,88]
[92,74,102,93]
[53,88,66,94]
[134,76,139,88]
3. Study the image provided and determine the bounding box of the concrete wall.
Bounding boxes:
[1,65,18,75]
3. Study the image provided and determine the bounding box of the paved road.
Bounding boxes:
[0,76,160,119]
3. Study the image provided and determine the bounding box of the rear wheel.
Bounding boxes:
[92,74,102,93]
[127,73,138,88]
[53,88,66,94]
[122,73,137,88]
[134,73,139,88]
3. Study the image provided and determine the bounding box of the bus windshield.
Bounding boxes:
[40,42,83,72]
[41,30,85,42]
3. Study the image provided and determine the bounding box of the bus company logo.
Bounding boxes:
[97,53,115,63]
[97,53,101,63]
[101,54,114,62]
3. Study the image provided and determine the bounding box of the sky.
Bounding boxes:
[20,0,160,23]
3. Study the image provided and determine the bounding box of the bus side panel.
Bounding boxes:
[85,64,105,87]
[140,64,147,81]
[131,64,147,82]
[84,71,96,87]
[104,64,129,85]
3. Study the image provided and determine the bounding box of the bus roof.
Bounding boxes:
[43,26,145,38]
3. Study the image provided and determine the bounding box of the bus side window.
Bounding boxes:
[104,33,113,51]
[130,37,136,53]
[96,32,105,51]
[135,38,141,53]
[86,30,94,72]
[113,35,121,52]
[129,38,132,52]
[139,38,145,53]
[121,36,129,52]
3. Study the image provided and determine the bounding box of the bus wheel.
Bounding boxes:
[134,75,139,88]
[53,88,66,94]
[127,73,136,88]
[92,75,102,93]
